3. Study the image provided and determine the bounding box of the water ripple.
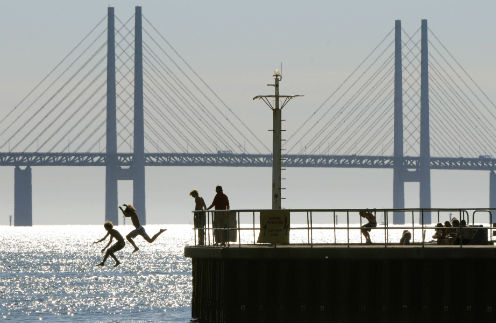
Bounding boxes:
[0,225,194,322]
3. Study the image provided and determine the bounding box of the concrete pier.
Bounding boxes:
[185,245,496,322]
[14,166,32,226]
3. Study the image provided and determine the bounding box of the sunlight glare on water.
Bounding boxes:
[0,225,194,322]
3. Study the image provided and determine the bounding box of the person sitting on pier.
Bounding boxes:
[190,190,207,246]
[359,210,377,244]
[432,222,444,243]
[400,230,412,244]
[207,185,230,246]
[94,221,125,267]
[444,220,453,238]
[119,204,167,253]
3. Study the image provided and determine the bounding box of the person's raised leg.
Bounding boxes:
[145,229,167,243]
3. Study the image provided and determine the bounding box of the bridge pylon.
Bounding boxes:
[105,7,119,224]
[393,19,431,224]
[105,6,146,225]
[393,20,405,224]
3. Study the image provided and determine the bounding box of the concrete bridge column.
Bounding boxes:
[133,6,146,224]
[393,19,405,224]
[419,19,431,224]
[14,166,32,226]
[105,7,119,224]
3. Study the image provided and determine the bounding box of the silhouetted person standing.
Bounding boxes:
[207,186,230,245]
[119,204,167,253]
[190,190,207,245]
[94,221,125,267]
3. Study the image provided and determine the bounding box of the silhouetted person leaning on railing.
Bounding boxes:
[359,210,377,244]
[119,204,167,253]
[190,190,206,245]
[207,185,230,246]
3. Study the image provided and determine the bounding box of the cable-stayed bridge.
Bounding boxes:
[3,7,496,225]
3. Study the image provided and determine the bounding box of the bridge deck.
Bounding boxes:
[2,152,496,170]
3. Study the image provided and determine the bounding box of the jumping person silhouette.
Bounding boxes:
[119,204,167,253]
[94,221,125,267]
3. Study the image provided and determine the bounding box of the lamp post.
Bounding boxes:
[254,69,301,209]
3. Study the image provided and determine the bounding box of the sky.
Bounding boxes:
[1,0,496,225]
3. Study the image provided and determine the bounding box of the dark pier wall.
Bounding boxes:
[185,246,496,323]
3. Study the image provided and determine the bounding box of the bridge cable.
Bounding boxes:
[142,24,245,152]
[341,82,395,155]
[38,78,106,152]
[428,44,496,153]
[331,71,394,154]
[429,66,494,154]
[116,18,238,152]
[141,39,242,152]
[304,53,394,154]
[0,32,107,148]
[0,16,106,133]
[430,29,496,123]
[328,73,394,155]
[4,43,107,151]
[143,95,193,152]
[142,46,234,151]
[307,54,395,154]
[143,16,269,153]
[286,27,395,148]
[429,94,475,156]
[288,37,395,153]
[48,91,106,152]
[358,108,394,155]
[142,55,224,151]
[428,54,496,153]
[142,71,207,151]
[27,67,107,152]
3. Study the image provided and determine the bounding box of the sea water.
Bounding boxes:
[0,224,438,322]
[0,225,193,322]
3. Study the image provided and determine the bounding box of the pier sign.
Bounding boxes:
[257,210,290,244]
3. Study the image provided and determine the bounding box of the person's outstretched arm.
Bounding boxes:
[93,232,109,244]
[101,236,113,253]
[119,206,130,217]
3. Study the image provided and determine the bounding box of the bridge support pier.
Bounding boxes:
[490,171,496,222]
[133,6,146,224]
[419,19,431,224]
[105,7,119,224]
[14,166,32,226]
[393,19,405,224]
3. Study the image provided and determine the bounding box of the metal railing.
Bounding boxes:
[191,208,496,247]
